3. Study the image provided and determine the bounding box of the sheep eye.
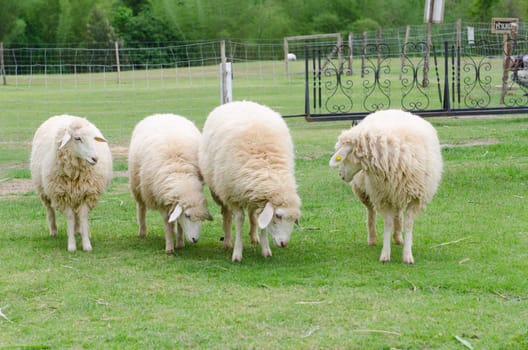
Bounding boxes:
[185,213,191,219]
[275,213,283,220]
[74,136,82,142]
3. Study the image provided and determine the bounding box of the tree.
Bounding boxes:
[86,6,119,47]
[0,0,23,42]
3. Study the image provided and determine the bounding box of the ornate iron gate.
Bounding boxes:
[303,41,528,121]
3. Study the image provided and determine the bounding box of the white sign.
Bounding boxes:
[467,26,475,45]
[424,0,445,23]
[491,18,519,34]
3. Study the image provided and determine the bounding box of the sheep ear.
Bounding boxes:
[329,145,352,168]
[168,204,183,223]
[59,132,72,149]
[258,202,274,229]
[94,136,107,143]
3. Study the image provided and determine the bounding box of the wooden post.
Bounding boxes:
[400,25,411,79]
[348,32,353,75]
[376,28,382,68]
[361,32,367,78]
[423,21,432,87]
[284,37,289,75]
[337,33,343,72]
[220,40,232,104]
[0,42,6,85]
[500,26,517,104]
[114,41,121,84]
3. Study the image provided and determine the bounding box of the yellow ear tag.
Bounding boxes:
[336,155,342,162]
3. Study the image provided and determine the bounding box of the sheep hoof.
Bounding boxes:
[261,248,272,257]
[165,248,175,254]
[232,252,243,262]
[82,245,92,252]
[368,239,377,246]
[223,241,233,249]
[403,253,415,264]
[393,236,403,245]
[67,245,76,252]
[379,253,391,263]
[50,230,57,237]
[250,235,260,244]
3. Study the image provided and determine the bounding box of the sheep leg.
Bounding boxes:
[65,208,77,252]
[175,222,185,249]
[136,201,147,237]
[74,212,80,235]
[231,208,245,262]
[259,228,272,257]
[221,205,233,249]
[366,205,377,246]
[40,195,57,236]
[379,212,394,263]
[393,211,403,245]
[77,205,92,252]
[248,207,260,244]
[162,212,175,254]
[402,204,419,264]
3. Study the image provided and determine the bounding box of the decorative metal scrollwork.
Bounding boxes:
[462,55,492,108]
[362,43,391,112]
[400,42,431,111]
[321,52,354,114]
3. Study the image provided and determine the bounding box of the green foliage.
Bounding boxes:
[3,0,528,45]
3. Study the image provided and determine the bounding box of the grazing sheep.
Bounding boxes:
[30,115,113,252]
[199,101,301,262]
[287,53,297,61]
[128,114,212,253]
[329,109,442,264]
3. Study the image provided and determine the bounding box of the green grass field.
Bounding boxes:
[0,62,527,349]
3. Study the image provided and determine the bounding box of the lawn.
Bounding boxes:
[0,62,527,349]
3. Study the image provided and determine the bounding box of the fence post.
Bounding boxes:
[347,32,353,75]
[400,25,411,80]
[114,41,121,84]
[0,42,6,85]
[500,24,517,105]
[361,32,366,78]
[220,40,232,104]
[423,22,432,87]
[284,37,289,75]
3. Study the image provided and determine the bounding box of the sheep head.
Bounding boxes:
[59,124,107,165]
[257,201,300,248]
[329,144,362,182]
[168,203,213,244]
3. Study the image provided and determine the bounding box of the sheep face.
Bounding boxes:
[258,202,298,248]
[329,144,362,182]
[60,128,107,165]
[168,204,205,244]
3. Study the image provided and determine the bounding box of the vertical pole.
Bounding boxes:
[348,32,353,75]
[500,34,510,105]
[400,25,411,80]
[0,42,6,85]
[361,32,366,78]
[220,40,227,104]
[443,41,450,111]
[114,41,121,84]
[376,28,382,68]
[305,46,310,117]
[337,33,343,73]
[423,22,432,87]
[284,37,289,75]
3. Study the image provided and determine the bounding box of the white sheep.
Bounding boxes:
[128,114,212,253]
[329,109,443,264]
[30,115,113,252]
[287,53,297,61]
[199,101,301,262]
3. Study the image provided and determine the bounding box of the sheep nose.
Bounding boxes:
[192,237,198,243]
[91,156,98,164]
[279,241,287,248]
